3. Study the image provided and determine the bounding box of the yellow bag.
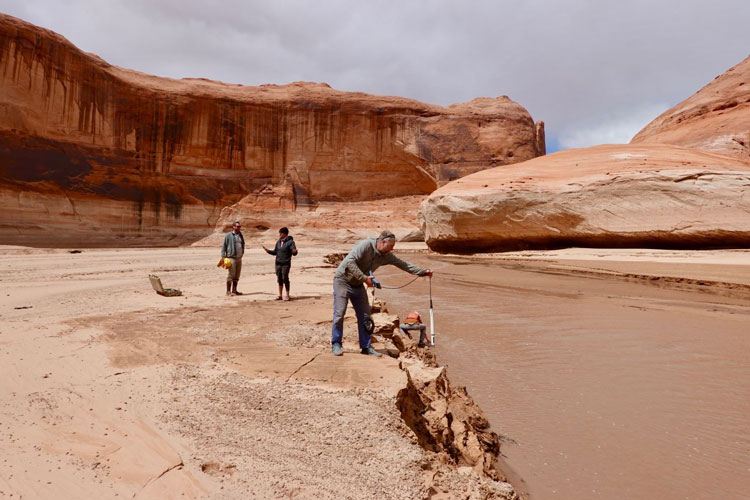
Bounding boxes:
[217,257,232,269]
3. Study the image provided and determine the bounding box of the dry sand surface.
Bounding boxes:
[0,243,516,499]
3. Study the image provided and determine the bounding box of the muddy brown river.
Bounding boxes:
[379,255,750,499]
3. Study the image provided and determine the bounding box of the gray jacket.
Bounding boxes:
[335,238,427,286]
[221,231,245,258]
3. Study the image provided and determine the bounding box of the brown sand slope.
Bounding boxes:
[0,245,517,499]
[419,144,750,253]
[632,56,750,161]
[0,13,543,247]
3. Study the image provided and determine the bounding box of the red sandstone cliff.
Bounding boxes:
[631,56,750,160]
[0,14,543,246]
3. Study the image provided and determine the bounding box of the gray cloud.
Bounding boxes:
[3,0,749,151]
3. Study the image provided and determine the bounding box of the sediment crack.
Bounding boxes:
[134,459,184,498]
[286,351,322,382]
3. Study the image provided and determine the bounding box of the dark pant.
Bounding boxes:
[275,262,291,289]
[331,277,371,349]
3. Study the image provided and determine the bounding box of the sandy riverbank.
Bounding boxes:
[0,243,516,499]
[3,243,748,499]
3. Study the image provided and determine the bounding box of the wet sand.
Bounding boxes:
[381,249,750,500]
[0,244,514,499]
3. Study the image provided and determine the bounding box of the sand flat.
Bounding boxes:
[0,244,513,499]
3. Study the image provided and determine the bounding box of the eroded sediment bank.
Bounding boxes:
[0,245,520,499]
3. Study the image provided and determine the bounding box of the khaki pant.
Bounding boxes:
[226,257,242,282]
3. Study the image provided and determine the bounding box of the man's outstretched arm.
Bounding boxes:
[384,254,432,276]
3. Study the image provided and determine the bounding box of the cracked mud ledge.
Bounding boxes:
[161,365,520,499]
[270,299,523,498]
[264,296,523,497]
[83,292,522,498]
[374,302,525,499]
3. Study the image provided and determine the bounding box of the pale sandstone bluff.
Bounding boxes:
[420,56,750,253]
[420,144,750,253]
[0,13,543,247]
[632,56,750,161]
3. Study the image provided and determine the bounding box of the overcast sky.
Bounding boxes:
[3,0,749,152]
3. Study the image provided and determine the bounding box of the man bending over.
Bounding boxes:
[331,230,432,357]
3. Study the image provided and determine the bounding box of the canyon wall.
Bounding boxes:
[631,56,750,161]
[0,14,544,247]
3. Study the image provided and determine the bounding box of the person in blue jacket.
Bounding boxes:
[263,227,298,301]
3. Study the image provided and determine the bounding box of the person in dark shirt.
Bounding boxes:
[263,227,298,301]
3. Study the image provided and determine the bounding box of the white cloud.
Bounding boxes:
[1,0,749,150]
[558,102,671,149]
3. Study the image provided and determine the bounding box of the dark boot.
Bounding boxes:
[226,281,233,296]
[232,280,243,295]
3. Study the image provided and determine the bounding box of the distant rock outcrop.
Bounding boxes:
[0,14,543,247]
[420,144,750,253]
[210,192,429,246]
[632,57,750,161]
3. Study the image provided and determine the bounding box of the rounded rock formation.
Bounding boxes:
[420,144,750,253]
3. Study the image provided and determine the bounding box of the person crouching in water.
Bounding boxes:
[221,221,245,296]
[331,230,432,357]
[263,227,298,301]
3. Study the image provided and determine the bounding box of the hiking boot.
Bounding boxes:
[332,343,343,356]
[360,346,382,357]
